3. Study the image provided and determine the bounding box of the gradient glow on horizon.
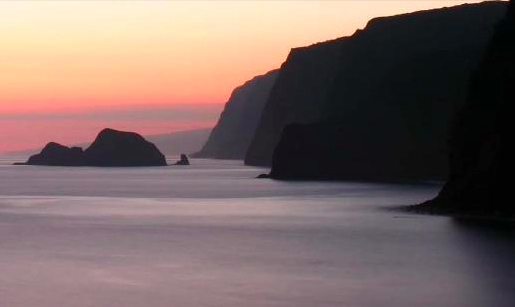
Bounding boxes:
[0,0,482,151]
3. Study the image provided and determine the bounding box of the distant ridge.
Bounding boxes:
[145,128,212,155]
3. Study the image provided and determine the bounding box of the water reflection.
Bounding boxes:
[449,218,515,307]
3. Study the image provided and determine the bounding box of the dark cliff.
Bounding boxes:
[245,38,348,166]
[21,128,167,167]
[262,1,508,181]
[194,70,278,159]
[422,0,513,214]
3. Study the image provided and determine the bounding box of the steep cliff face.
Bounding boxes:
[264,1,508,181]
[194,70,278,160]
[426,0,513,213]
[244,38,348,166]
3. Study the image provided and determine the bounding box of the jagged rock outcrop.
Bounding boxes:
[260,1,508,181]
[174,154,190,165]
[19,128,167,167]
[421,0,513,214]
[194,70,278,160]
[25,142,86,166]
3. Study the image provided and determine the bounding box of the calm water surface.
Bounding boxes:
[0,156,514,307]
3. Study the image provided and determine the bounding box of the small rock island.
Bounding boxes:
[174,154,190,165]
[17,128,167,167]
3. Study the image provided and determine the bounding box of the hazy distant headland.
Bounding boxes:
[193,70,279,160]
[144,128,211,156]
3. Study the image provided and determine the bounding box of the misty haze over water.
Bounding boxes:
[0,157,514,307]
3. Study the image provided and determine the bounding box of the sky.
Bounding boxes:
[0,0,484,152]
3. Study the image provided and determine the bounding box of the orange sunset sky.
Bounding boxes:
[0,0,484,152]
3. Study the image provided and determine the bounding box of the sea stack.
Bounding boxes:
[174,154,190,165]
[18,128,167,167]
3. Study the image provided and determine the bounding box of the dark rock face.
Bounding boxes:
[259,2,508,181]
[84,129,166,166]
[174,154,190,166]
[26,142,86,166]
[21,129,167,167]
[426,0,514,213]
[194,70,279,160]
[245,39,347,166]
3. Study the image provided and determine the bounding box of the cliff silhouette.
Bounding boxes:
[194,70,278,159]
[418,0,513,214]
[248,1,507,182]
[245,37,348,166]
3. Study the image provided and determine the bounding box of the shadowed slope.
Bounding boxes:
[195,70,278,160]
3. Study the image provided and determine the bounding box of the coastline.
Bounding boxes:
[405,201,515,223]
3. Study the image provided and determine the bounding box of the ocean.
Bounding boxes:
[1,156,514,307]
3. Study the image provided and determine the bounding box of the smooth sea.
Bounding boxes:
[1,155,514,307]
